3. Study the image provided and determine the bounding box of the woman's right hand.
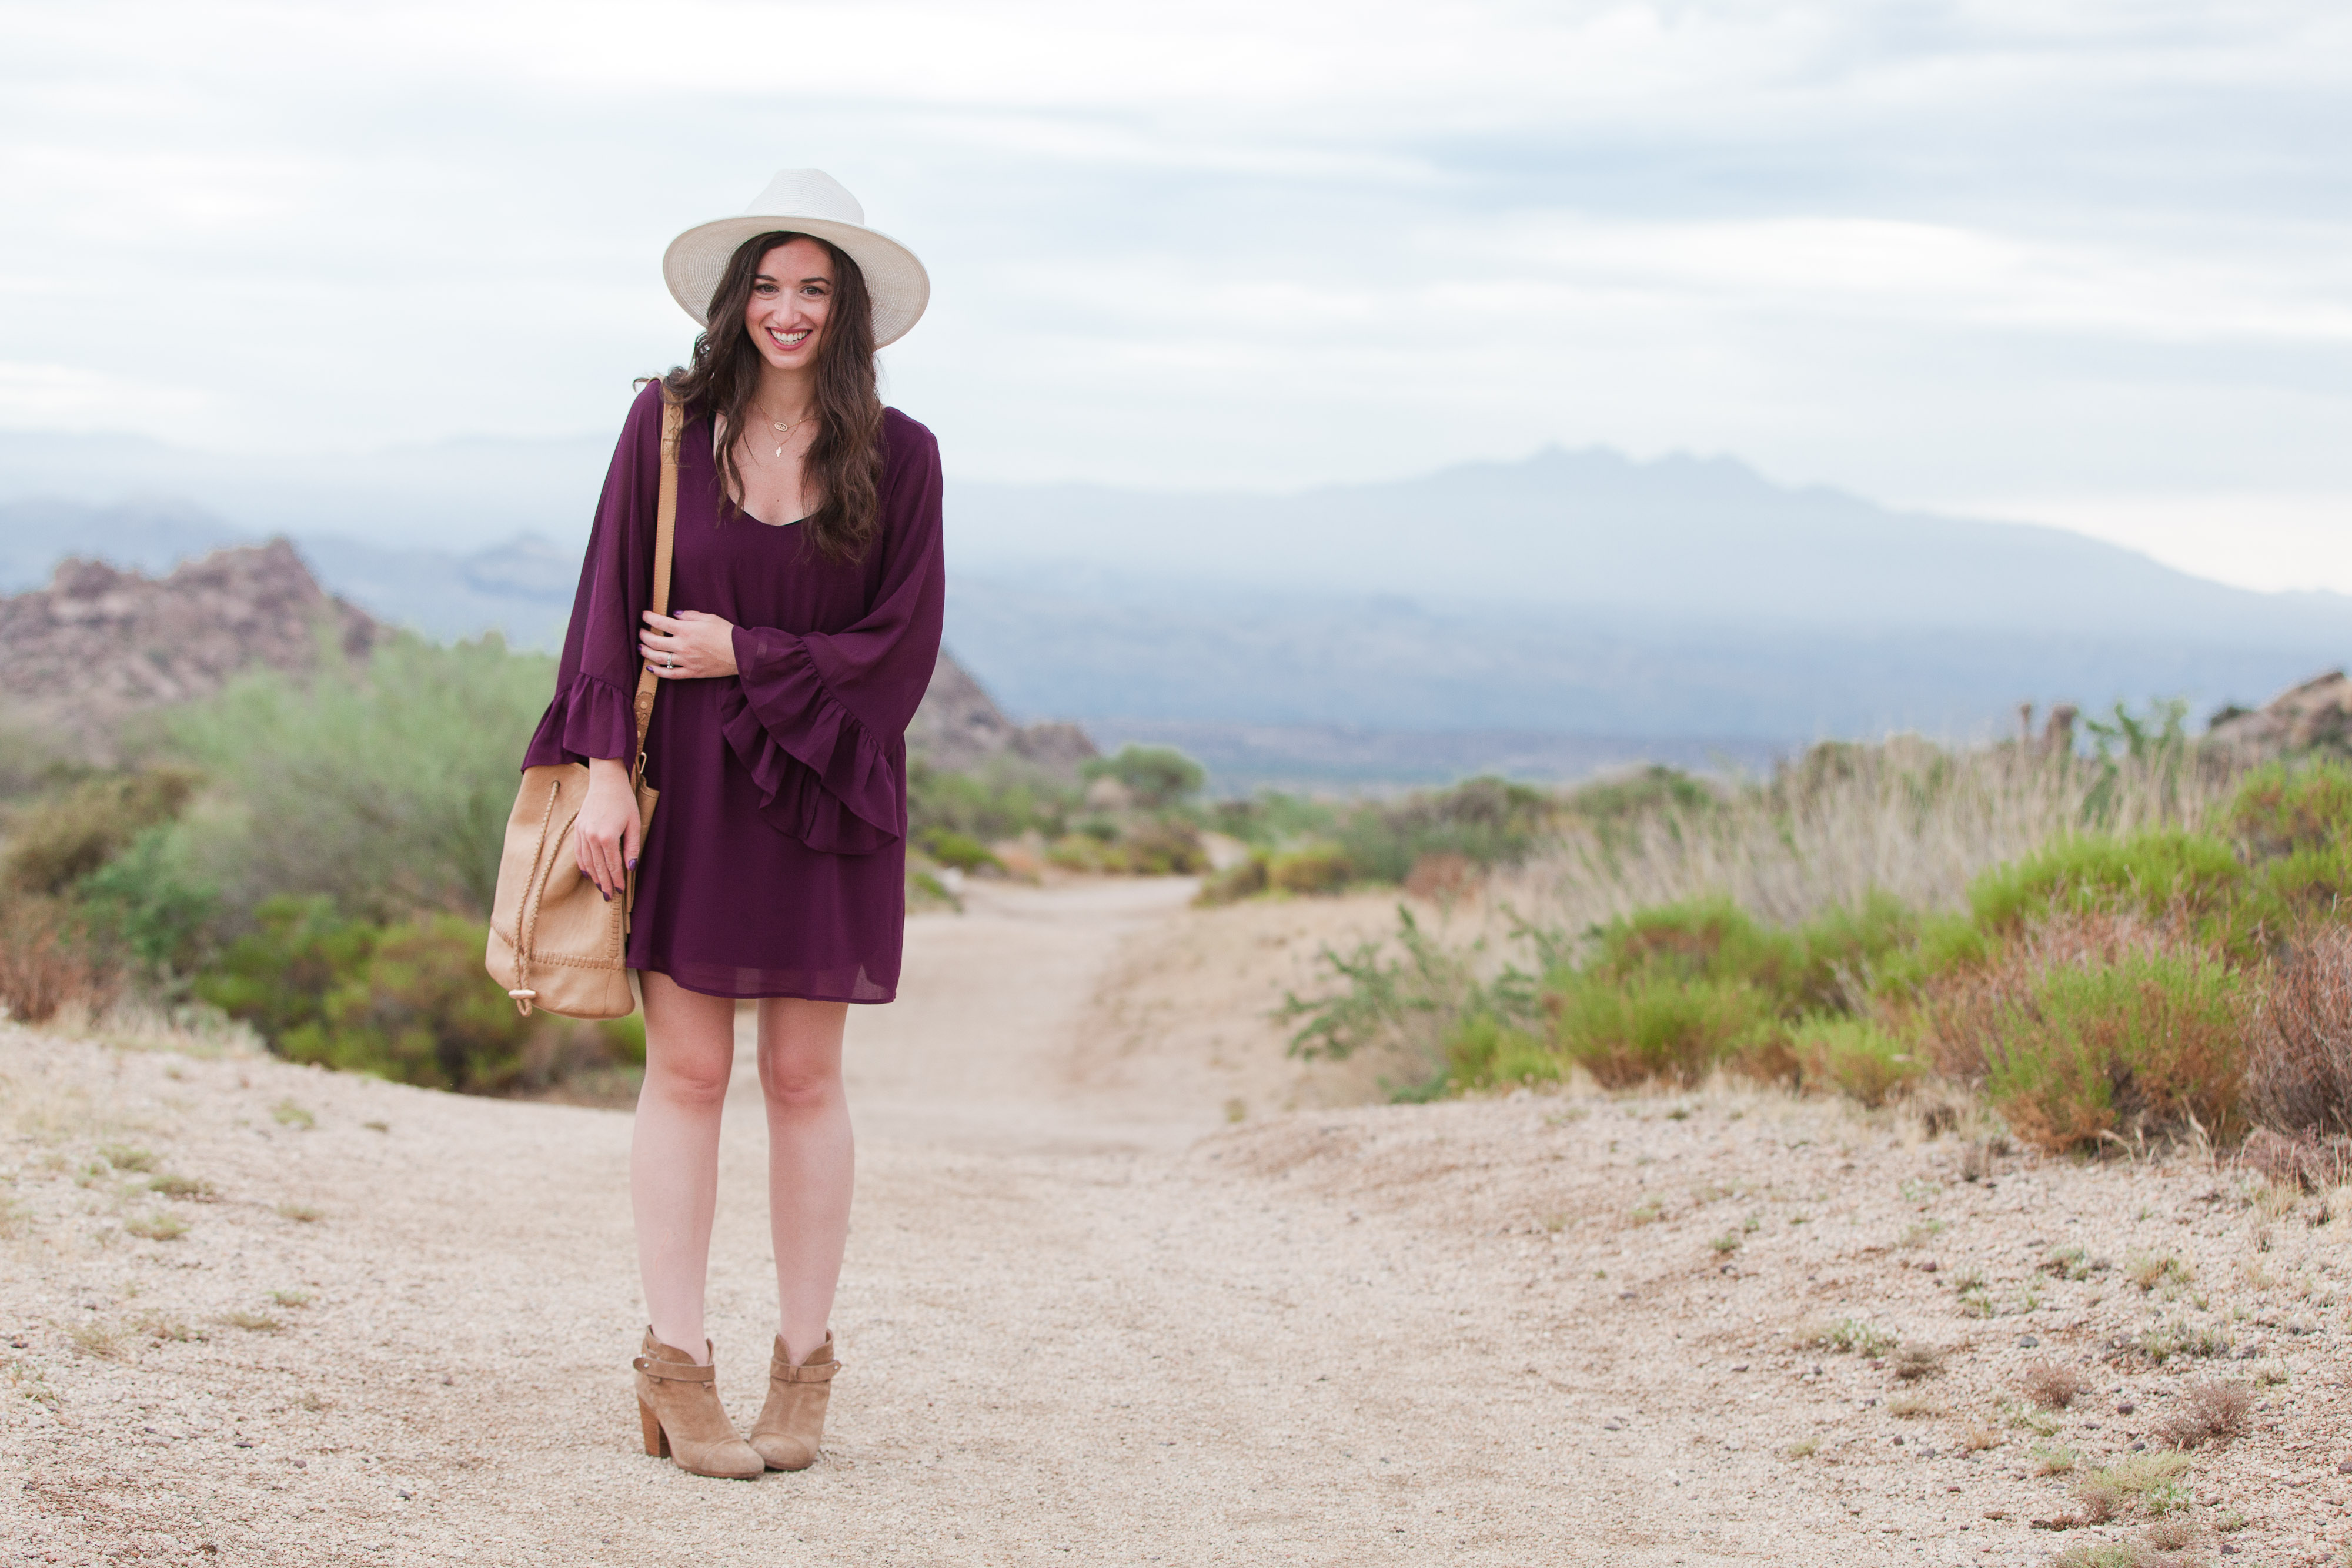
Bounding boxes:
[576,757,643,900]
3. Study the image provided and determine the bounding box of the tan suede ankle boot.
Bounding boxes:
[748,1332,837,1472]
[632,1329,764,1479]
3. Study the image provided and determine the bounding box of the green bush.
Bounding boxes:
[1267,842,1352,895]
[288,914,532,1091]
[1194,855,1268,905]
[1545,970,1773,1088]
[3,769,198,896]
[1446,1011,1558,1089]
[1082,745,1204,808]
[908,756,1075,844]
[76,825,218,978]
[1969,830,2246,940]
[194,896,377,1046]
[163,634,553,921]
[1979,949,2248,1151]
[918,829,1002,874]
[1589,898,1805,1002]
[1332,776,1555,884]
[2230,760,2352,860]
[1785,1015,1924,1107]
[1788,891,1925,1009]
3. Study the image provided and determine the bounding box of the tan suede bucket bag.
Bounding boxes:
[483,389,681,1019]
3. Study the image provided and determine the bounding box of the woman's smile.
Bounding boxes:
[766,326,810,351]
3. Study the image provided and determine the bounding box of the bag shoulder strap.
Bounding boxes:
[630,387,683,777]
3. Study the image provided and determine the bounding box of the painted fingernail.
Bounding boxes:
[626,858,638,870]
[601,890,611,902]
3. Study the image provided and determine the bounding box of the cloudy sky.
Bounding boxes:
[5,1,2349,590]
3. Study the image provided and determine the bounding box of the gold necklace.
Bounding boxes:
[757,406,815,460]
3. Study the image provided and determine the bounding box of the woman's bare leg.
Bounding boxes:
[756,998,853,1363]
[633,972,739,1360]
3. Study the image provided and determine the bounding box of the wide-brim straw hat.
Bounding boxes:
[661,169,930,348]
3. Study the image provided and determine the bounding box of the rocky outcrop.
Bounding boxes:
[2208,670,2352,760]
[907,651,1097,776]
[0,540,376,747]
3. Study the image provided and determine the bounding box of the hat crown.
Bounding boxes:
[742,169,864,226]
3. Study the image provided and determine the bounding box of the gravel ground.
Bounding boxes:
[2,877,2348,1567]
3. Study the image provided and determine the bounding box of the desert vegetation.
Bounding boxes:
[1279,711,2352,1164]
[0,636,642,1096]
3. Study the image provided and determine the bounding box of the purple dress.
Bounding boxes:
[520,381,946,1003]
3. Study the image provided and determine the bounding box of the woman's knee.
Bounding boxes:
[645,1048,733,1108]
[759,1055,843,1115]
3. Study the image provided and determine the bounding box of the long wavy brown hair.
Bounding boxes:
[663,230,886,563]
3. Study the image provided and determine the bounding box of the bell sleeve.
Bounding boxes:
[520,383,666,769]
[716,416,946,855]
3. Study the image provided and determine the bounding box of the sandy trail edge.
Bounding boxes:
[3,878,2347,1567]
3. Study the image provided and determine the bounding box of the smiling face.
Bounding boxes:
[741,237,835,373]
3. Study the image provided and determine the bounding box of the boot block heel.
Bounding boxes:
[639,1396,670,1459]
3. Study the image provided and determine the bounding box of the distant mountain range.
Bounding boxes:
[2,427,2344,776]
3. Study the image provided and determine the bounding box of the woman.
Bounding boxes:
[521,170,941,1479]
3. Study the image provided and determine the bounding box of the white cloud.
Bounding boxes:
[1,0,2349,581]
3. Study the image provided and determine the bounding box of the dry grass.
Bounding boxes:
[2152,1380,2252,1449]
[2019,1359,2093,1410]
[275,1202,323,1223]
[0,897,118,1026]
[215,1310,283,1334]
[1886,1391,1943,1419]
[2247,925,2352,1135]
[2031,1442,2079,1475]
[145,1171,217,1201]
[65,1320,126,1360]
[123,1211,188,1242]
[1890,1344,1944,1381]
[1502,741,2232,935]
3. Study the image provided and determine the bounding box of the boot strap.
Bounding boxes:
[769,1358,841,1384]
[633,1354,718,1385]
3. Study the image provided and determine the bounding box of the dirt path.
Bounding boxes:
[4,880,2346,1566]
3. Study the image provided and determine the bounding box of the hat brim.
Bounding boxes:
[662,217,931,349]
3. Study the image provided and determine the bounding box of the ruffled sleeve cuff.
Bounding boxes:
[519,670,636,769]
[721,627,901,855]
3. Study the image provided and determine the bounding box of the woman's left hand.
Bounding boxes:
[640,609,739,679]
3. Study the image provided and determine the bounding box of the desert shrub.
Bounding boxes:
[162,634,552,921]
[2,768,198,896]
[2230,759,2352,860]
[1977,947,2249,1151]
[1559,765,1716,832]
[1403,852,1480,902]
[2246,926,2352,1135]
[908,756,1075,844]
[1193,855,1268,906]
[1120,818,1208,875]
[1332,776,1556,884]
[0,894,118,1024]
[285,915,532,1090]
[75,826,218,978]
[2019,1359,2092,1410]
[917,829,1002,874]
[1545,970,1773,1088]
[1789,890,1926,1010]
[1783,1016,1923,1106]
[1587,897,1803,1004]
[1267,843,1352,895]
[1445,1011,1558,1089]
[1279,907,1493,1065]
[1910,913,2179,1080]
[2153,1380,2251,1449]
[1967,830,2246,943]
[195,895,379,1047]
[1081,745,1204,808]
[1202,791,1339,848]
